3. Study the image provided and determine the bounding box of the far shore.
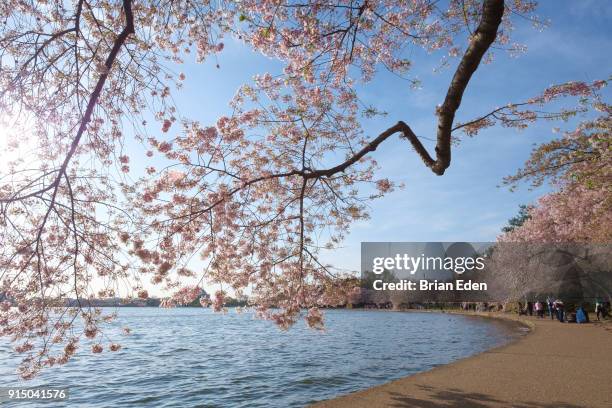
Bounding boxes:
[312,311,612,408]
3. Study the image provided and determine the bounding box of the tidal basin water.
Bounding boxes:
[0,308,521,407]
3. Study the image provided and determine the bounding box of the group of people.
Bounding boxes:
[519,299,565,321]
[519,297,610,323]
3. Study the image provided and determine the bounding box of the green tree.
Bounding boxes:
[502,205,532,233]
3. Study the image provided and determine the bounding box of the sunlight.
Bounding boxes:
[0,113,39,169]
[0,114,17,163]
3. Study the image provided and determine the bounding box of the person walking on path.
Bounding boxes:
[535,300,544,318]
[547,297,555,320]
[595,299,603,321]
[554,299,565,323]
[527,301,534,316]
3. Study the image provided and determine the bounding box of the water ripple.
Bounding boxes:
[0,309,518,408]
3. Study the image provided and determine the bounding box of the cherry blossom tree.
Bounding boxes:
[0,0,607,378]
[494,82,611,303]
[500,83,611,242]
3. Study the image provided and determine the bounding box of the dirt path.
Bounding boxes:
[312,313,612,408]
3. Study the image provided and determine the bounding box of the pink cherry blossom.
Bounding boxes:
[0,0,602,380]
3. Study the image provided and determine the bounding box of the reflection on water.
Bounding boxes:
[0,309,519,407]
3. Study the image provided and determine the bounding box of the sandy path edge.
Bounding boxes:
[311,312,612,408]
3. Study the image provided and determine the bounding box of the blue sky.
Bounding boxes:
[135,0,611,280]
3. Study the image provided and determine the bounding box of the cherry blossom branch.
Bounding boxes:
[451,103,527,132]
[413,0,504,174]
[0,0,134,205]
[314,0,505,177]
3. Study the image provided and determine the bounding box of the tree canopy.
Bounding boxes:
[0,0,609,378]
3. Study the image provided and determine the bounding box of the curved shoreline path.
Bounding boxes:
[312,313,612,408]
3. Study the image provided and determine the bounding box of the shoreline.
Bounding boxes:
[312,311,612,408]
